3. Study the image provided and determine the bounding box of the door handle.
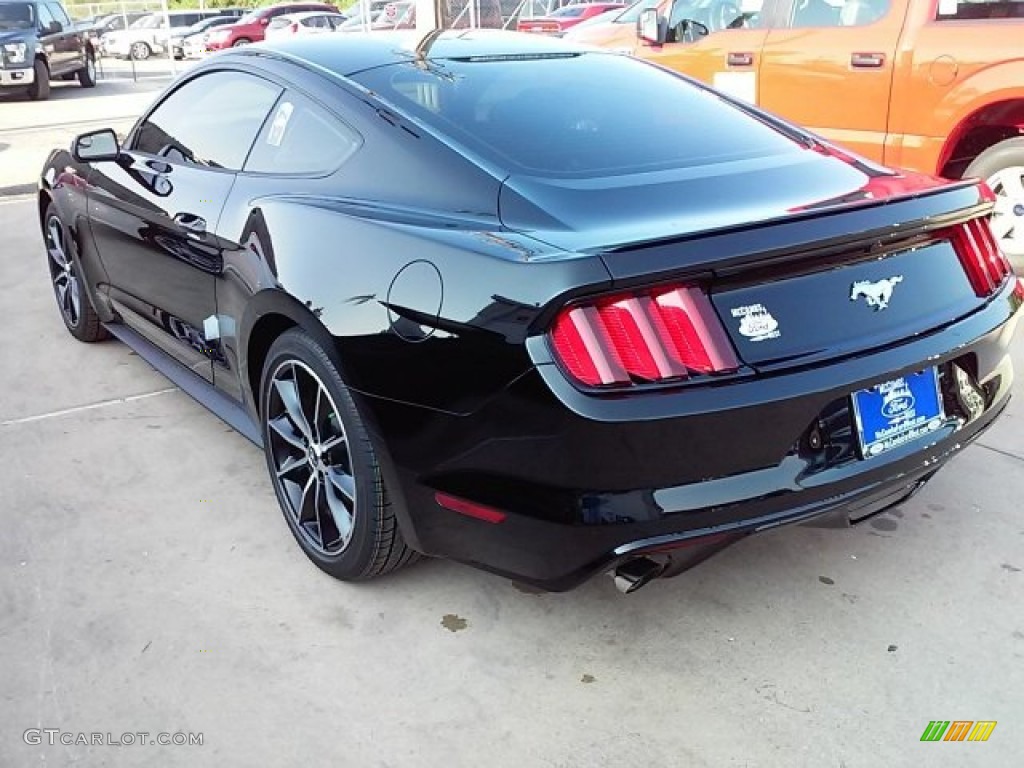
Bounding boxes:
[727,51,754,67]
[850,52,885,68]
[173,212,206,235]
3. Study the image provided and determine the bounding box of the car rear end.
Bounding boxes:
[349,45,1021,591]
[395,181,1021,591]
[517,17,563,34]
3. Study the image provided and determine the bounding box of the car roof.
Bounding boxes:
[241,29,592,77]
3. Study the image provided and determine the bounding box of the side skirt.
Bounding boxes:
[104,322,263,448]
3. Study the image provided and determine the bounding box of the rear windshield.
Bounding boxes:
[353,52,801,178]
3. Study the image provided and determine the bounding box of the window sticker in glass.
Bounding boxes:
[267,102,295,148]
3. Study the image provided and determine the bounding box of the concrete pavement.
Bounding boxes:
[0,78,165,196]
[1,193,1023,767]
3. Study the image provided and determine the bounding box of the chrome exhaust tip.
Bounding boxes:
[611,557,664,594]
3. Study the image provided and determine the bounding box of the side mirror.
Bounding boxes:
[637,8,664,45]
[259,17,270,26]
[73,128,120,163]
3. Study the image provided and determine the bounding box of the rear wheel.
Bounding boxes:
[77,52,97,87]
[260,329,417,581]
[129,41,151,60]
[965,137,1024,258]
[232,37,251,47]
[26,59,49,100]
[43,205,108,342]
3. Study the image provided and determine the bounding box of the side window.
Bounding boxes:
[935,0,1024,19]
[133,71,282,170]
[245,92,361,175]
[46,2,70,26]
[668,0,766,38]
[789,0,891,27]
[36,3,58,32]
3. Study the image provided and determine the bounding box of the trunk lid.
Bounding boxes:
[502,158,991,370]
[709,235,979,368]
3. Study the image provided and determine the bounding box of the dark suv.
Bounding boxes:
[0,0,94,100]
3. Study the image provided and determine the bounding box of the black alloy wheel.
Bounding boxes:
[265,358,357,555]
[259,329,417,581]
[44,207,107,342]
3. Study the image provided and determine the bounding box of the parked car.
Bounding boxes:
[169,14,242,60]
[0,0,95,100]
[517,2,626,34]
[205,3,337,49]
[101,9,240,60]
[265,11,347,39]
[336,1,415,31]
[570,0,1024,258]
[39,32,1021,593]
[82,10,149,42]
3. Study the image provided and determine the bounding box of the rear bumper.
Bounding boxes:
[0,66,34,87]
[366,282,1020,591]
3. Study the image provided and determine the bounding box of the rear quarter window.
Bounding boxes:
[244,91,361,175]
[353,52,802,178]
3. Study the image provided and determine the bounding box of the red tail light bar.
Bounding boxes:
[946,216,1014,297]
[550,284,739,388]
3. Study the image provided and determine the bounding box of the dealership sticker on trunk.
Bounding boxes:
[731,304,780,342]
[851,369,945,457]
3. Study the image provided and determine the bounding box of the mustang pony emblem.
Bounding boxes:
[850,276,903,310]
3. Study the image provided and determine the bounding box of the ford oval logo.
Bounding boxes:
[882,393,915,419]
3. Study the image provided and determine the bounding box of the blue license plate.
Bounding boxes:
[851,369,945,458]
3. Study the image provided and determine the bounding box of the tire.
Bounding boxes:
[259,329,417,581]
[26,58,49,101]
[964,137,1024,259]
[43,204,109,342]
[232,38,251,47]
[77,52,97,88]
[130,41,151,61]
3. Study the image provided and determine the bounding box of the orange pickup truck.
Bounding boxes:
[566,0,1024,257]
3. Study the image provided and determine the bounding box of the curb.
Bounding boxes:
[0,183,36,199]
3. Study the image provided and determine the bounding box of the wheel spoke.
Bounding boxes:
[274,371,313,441]
[56,279,69,314]
[991,213,1014,239]
[47,220,66,266]
[999,170,1024,201]
[323,471,354,544]
[268,414,306,451]
[275,453,306,479]
[297,472,318,527]
[320,433,346,454]
[312,385,324,443]
[67,275,81,324]
[326,467,355,504]
[48,246,67,271]
[317,478,345,549]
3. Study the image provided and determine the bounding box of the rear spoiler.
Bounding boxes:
[599,180,988,284]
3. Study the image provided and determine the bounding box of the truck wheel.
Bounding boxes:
[26,58,50,100]
[232,38,251,47]
[78,52,97,88]
[965,137,1024,259]
[130,41,151,60]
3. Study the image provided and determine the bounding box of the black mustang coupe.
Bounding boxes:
[39,31,1021,592]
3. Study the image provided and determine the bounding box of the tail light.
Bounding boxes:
[550,284,739,388]
[946,217,1013,297]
